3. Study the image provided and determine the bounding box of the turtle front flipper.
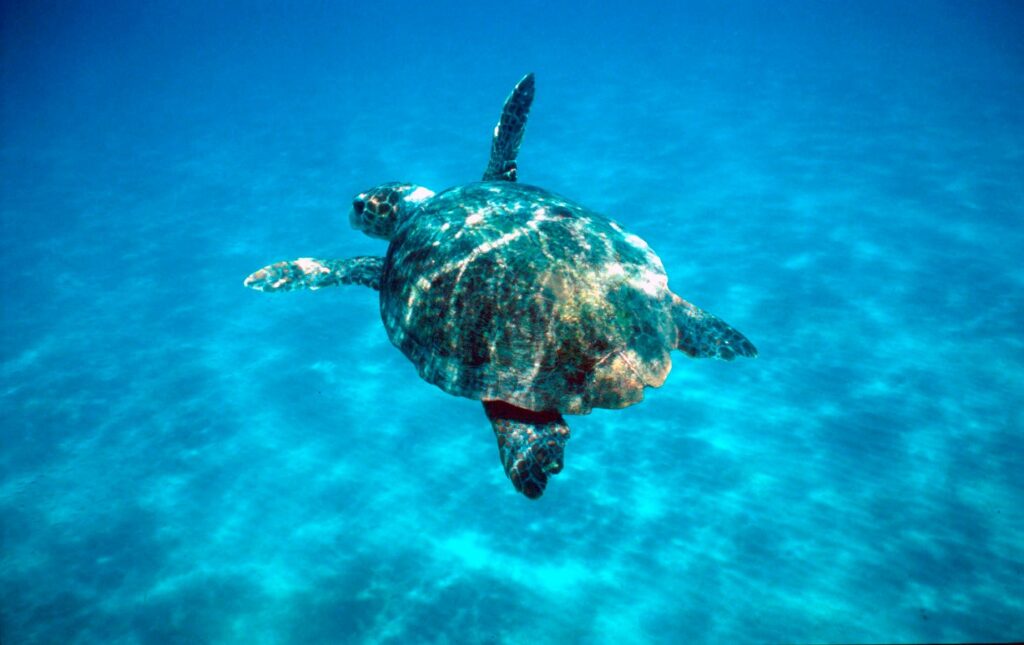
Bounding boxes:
[244,256,385,292]
[484,400,570,499]
[482,73,535,182]
[672,294,757,360]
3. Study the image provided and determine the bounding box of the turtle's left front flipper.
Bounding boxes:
[244,256,384,292]
[484,400,570,499]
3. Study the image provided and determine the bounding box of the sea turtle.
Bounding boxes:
[245,74,756,499]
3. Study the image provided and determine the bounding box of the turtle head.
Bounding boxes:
[349,182,435,240]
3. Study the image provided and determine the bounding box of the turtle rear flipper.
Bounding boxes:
[484,400,570,499]
[482,73,535,182]
[672,295,757,360]
[245,256,384,292]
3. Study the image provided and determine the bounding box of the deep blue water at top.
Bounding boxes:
[2,1,1023,643]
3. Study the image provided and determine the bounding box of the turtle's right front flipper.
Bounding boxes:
[244,256,385,292]
[484,400,570,500]
[482,72,535,182]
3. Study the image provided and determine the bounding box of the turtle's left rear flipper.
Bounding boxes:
[244,256,384,292]
[484,400,570,499]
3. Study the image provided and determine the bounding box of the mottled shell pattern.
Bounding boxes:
[380,182,677,415]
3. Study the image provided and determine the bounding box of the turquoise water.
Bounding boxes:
[2,2,1022,643]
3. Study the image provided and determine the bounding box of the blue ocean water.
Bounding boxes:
[2,1,1023,642]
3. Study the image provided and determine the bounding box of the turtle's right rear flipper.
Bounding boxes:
[244,256,384,292]
[484,400,570,499]
[673,295,757,360]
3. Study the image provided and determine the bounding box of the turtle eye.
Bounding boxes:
[352,199,366,216]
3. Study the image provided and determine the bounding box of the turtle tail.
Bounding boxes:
[672,295,757,360]
[484,401,570,499]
